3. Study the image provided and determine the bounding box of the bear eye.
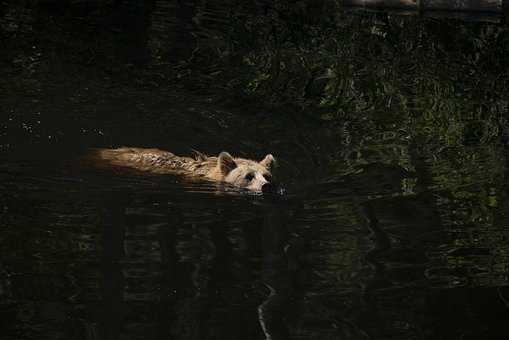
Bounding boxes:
[244,173,254,181]
[263,174,272,181]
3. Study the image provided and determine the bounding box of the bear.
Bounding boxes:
[87,147,277,193]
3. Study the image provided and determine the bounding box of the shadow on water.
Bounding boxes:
[2,0,509,339]
[257,199,301,340]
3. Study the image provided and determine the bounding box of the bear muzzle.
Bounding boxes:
[261,182,277,194]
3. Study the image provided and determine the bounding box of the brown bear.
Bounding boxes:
[87,147,277,193]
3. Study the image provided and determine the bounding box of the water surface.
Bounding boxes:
[1,2,509,339]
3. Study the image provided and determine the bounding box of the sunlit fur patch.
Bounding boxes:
[225,166,270,192]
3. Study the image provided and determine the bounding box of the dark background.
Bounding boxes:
[1,1,509,339]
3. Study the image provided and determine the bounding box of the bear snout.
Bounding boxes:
[261,182,276,194]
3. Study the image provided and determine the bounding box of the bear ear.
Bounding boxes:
[217,152,237,175]
[191,149,207,162]
[260,154,276,170]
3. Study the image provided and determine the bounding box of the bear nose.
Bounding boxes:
[261,182,276,194]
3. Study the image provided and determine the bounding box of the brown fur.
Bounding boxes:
[86,147,276,192]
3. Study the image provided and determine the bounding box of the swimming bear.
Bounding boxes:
[88,147,277,193]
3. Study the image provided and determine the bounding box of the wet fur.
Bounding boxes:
[86,147,275,191]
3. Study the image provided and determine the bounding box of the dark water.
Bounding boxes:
[2,1,509,339]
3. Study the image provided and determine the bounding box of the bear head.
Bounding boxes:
[217,152,276,193]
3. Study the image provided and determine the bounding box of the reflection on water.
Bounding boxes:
[2,1,509,339]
